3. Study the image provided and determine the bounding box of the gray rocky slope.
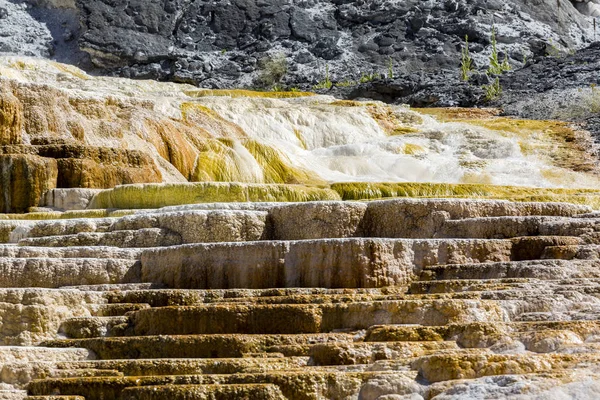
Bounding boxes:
[0,0,597,87]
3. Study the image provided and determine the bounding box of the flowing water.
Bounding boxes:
[2,56,599,192]
[199,97,600,188]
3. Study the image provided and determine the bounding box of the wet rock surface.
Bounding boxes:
[4,58,600,213]
[1,0,600,139]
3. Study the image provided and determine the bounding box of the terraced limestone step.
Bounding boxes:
[1,199,592,246]
[0,391,27,400]
[27,371,411,400]
[0,258,139,288]
[125,300,505,336]
[412,351,600,383]
[4,197,600,399]
[50,357,308,376]
[26,397,85,400]
[120,384,287,400]
[18,229,181,248]
[139,238,513,289]
[0,347,92,391]
[0,347,90,364]
[42,333,355,359]
[0,245,141,259]
[418,259,600,281]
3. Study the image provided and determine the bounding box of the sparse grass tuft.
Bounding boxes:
[336,80,357,87]
[313,64,332,90]
[359,72,377,83]
[460,35,473,81]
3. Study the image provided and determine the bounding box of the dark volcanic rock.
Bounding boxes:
[497,42,600,138]
[339,39,600,139]
[4,0,592,90]
[329,72,487,108]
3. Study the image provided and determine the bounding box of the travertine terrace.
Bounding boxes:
[3,57,600,213]
[3,57,600,399]
[2,195,600,399]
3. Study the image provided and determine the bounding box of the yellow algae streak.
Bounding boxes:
[0,209,137,220]
[414,107,501,121]
[184,89,315,99]
[366,103,423,136]
[402,143,426,155]
[329,100,365,107]
[50,61,90,80]
[89,183,340,209]
[180,102,247,139]
[244,140,324,185]
[193,139,242,182]
[330,182,600,209]
[192,138,324,185]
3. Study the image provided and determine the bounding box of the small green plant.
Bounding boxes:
[359,72,377,83]
[221,49,227,55]
[256,53,288,89]
[482,76,502,101]
[388,57,394,79]
[336,80,357,87]
[546,39,563,58]
[460,35,473,81]
[313,64,332,90]
[500,54,511,72]
[487,25,510,75]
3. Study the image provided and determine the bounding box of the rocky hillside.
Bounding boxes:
[0,0,598,90]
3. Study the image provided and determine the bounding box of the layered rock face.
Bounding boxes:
[0,59,173,212]
[2,197,600,398]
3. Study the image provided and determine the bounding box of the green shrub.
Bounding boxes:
[482,77,502,101]
[488,25,510,75]
[460,35,473,81]
[256,54,288,89]
[359,72,377,83]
